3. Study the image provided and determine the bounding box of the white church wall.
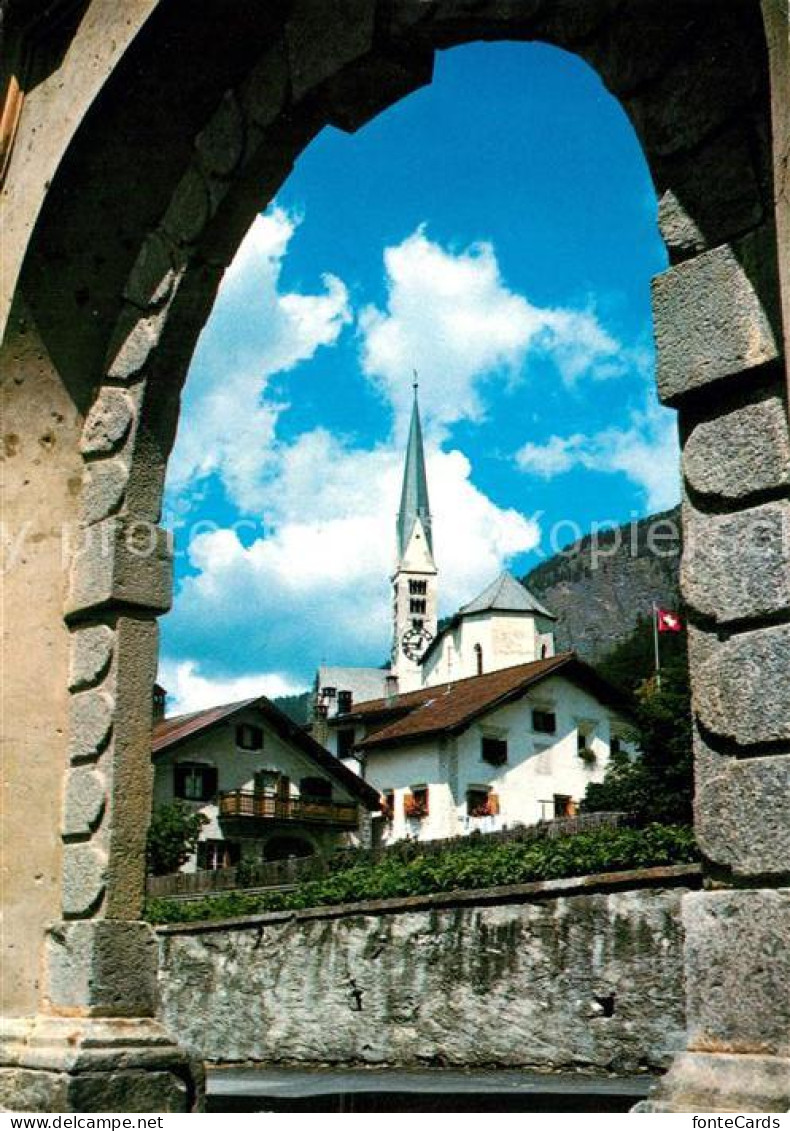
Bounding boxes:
[423,611,546,687]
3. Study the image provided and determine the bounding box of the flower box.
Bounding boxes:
[404,793,429,819]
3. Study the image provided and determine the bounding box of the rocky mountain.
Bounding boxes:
[524,506,682,662]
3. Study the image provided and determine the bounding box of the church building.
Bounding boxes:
[316,385,635,842]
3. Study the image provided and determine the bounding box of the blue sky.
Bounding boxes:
[159,41,678,711]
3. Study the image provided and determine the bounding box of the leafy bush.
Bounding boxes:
[147,823,698,925]
[146,801,208,876]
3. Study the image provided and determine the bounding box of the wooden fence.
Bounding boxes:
[146,810,635,900]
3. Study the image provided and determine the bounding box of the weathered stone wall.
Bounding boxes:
[157,868,699,1074]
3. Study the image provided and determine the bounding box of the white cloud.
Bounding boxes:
[165,436,539,684]
[158,658,304,715]
[161,213,646,691]
[165,208,351,511]
[359,227,630,440]
[515,400,681,512]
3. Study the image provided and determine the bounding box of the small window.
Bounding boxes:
[300,776,331,802]
[336,728,356,758]
[467,787,499,818]
[236,723,263,750]
[197,839,240,871]
[577,731,589,752]
[409,579,427,595]
[381,789,394,821]
[337,690,353,714]
[409,598,427,615]
[553,794,578,819]
[404,786,429,819]
[411,618,424,630]
[532,709,557,734]
[174,763,217,802]
[474,642,483,676]
[481,736,507,766]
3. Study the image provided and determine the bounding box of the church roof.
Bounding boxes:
[347,654,631,750]
[459,571,556,619]
[152,694,381,809]
[397,386,432,559]
[419,571,556,667]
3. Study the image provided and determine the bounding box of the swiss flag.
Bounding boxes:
[657,608,683,633]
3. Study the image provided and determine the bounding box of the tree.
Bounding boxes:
[271,691,312,725]
[146,801,209,876]
[584,618,694,825]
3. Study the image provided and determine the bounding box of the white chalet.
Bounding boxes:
[329,653,634,843]
[152,694,380,870]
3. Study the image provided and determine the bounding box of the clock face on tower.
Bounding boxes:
[401,625,433,661]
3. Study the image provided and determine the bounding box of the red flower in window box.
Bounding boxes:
[404,792,429,819]
[469,793,500,818]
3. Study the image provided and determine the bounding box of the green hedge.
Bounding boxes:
[147,823,698,926]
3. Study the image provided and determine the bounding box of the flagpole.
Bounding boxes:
[652,600,662,690]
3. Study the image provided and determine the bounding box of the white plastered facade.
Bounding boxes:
[360,674,634,844]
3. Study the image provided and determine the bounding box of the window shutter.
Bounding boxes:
[202,765,218,800]
[174,764,188,798]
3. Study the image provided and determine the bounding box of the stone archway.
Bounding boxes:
[1,0,788,1112]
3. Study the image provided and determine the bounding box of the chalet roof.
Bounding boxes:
[347,653,632,750]
[152,695,380,809]
[459,571,556,619]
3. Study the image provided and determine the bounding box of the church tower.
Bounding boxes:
[391,383,438,693]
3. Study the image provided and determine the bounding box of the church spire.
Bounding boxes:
[391,376,437,693]
[397,377,432,560]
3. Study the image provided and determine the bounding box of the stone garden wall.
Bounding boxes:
[157,865,699,1074]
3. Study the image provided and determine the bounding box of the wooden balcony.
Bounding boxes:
[218,789,359,830]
